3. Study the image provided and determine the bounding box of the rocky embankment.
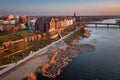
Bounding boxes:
[37,44,95,78]
[27,28,94,80]
[81,27,91,38]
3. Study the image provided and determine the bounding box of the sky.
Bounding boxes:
[0,0,120,16]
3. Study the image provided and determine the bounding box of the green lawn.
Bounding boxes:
[0,38,60,65]
[64,30,83,44]
[0,26,82,66]
[0,31,34,44]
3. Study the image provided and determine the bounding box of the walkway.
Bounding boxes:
[1,40,67,80]
[0,28,80,80]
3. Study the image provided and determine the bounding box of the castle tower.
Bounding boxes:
[74,12,76,17]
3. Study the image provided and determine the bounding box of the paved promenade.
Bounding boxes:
[1,40,67,80]
[0,28,79,80]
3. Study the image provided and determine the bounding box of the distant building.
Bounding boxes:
[0,14,2,18]
[15,15,19,19]
[0,20,3,24]
[26,17,37,30]
[35,17,58,39]
[35,17,55,34]
[20,23,26,29]
[19,15,28,23]
[10,20,16,24]
[30,18,37,27]
[35,12,76,39]
[62,17,67,27]
[15,15,20,24]
[2,20,10,24]
[74,12,76,17]
[7,14,14,20]
[0,24,3,31]
[55,19,62,29]
[17,15,29,29]
[2,24,15,31]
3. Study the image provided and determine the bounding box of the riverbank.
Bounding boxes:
[36,44,95,79]
[1,26,81,80]
[64,27,91,45]
[26,27,95,80]
[31,18,120,80]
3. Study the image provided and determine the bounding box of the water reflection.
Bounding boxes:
[77,28,120,80]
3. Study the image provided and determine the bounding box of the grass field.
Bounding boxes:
[0,26,82,66]
[0,31,34,44]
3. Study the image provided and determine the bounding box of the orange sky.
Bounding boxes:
[0,0,120,16]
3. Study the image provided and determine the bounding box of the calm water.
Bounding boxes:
[37,19,120,80]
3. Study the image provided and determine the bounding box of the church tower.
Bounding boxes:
[74,12,76,17]
[73,12,76,26]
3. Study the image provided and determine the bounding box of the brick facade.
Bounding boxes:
[2,34,42,48]
[2,15,76,49]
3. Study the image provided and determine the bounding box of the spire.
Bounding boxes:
[74,12,76,17]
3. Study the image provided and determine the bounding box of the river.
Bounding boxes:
[37,19,120,80]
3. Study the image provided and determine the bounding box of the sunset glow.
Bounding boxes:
[0,0,120,16]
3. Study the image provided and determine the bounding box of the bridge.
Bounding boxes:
[74,15,120,28]
[75,15,120,23]
[85,22,120,28]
